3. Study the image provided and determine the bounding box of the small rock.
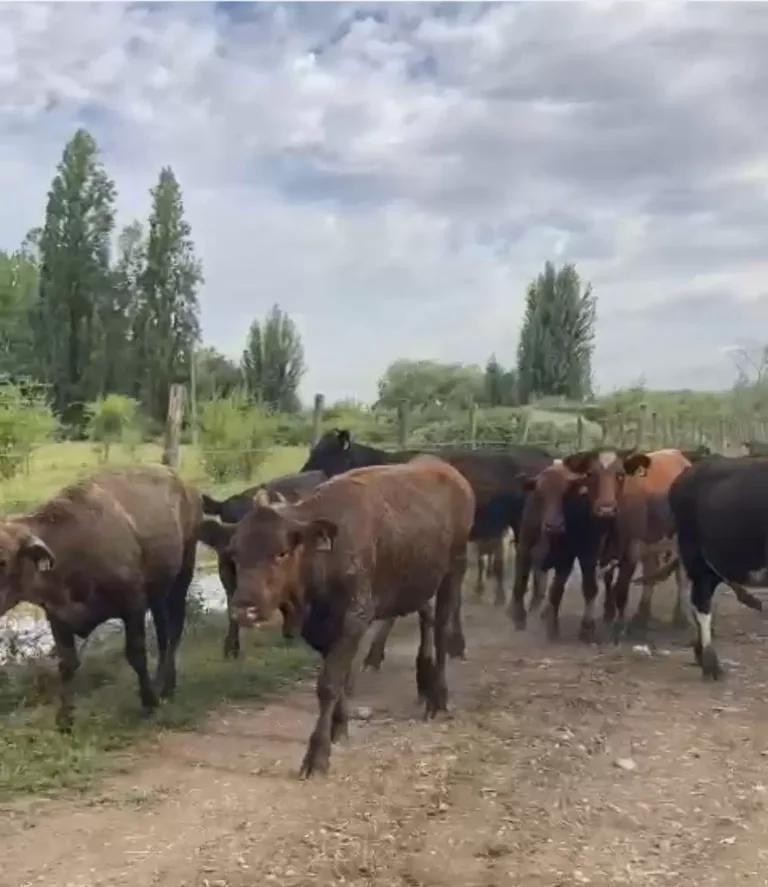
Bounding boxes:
[353,706,373,721]
[631,644,652,658]
[614,757,637,772]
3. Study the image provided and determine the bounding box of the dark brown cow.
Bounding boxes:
[217,455,475,777]
[473,530,512,604]
[0,466,201,730]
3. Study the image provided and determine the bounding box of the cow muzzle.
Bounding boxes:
[233,605,266,628]
[595,504,617,518]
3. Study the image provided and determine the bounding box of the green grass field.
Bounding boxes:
[0,440,313,802]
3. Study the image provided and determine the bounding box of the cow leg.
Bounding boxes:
[157,541,196,700]
[424,569,456,720]
[300,608,369,779]
[628,552,659,638]
[542,558,575,641]
[220,560,240,660]
[610,559,637,644]
[362,618,395,671]
[507,544,533,630]
[691,571,722,680]
[492,540,507,607]
[671,563,691,630]
[148,595,170,691]
[474,546,488,599]
[446,546,468,660]
[416,602,436,702]
[49,617,82,733]
[577,555,599,643]
[602,566,617,626]
[528,568,547,613]
[123,609,161,715]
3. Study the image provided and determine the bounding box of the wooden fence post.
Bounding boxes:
[310,393,324,449]
[162,384,186,469]
[636,403,647,450]
[468,399,478,450]
[576,415,585,450]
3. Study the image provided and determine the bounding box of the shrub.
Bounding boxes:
[84,394,141,462]
[0,377,57,479]
[197,393,274,483]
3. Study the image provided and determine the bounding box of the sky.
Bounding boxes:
[1,1,768,403]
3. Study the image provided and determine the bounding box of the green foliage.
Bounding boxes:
[377,359,484,411]
[0,377,57,479]
[84,394,140,462]
[483,355,518,407]
[517,262,597,404]
[241,304,305,413]
[197,392,275,482]
[195,346,242,401]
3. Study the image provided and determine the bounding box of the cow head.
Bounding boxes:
[301,428,353,477]
[518,460,587,535]
[0,522,56,618]
[561,448,651,519]
[198,505,337,629]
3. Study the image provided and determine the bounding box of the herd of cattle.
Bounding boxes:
[1,429,767,778]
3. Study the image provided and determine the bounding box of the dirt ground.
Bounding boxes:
[3,582,768,887]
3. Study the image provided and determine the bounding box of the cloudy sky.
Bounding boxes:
[1,2,768,402]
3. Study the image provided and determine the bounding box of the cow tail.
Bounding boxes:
[701,555,763,613]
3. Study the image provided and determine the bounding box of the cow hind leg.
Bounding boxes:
[611,559,637,645]
[690,571,722,680]
[542,561,574,641]
[362,618,394,671]
[671,564,691,630]
[415,602,437,702]
[445,547,468,659]
[492,542,507,607]
[123,609,161,715]
[159,542,196,699]
[507,546,534,630]
[474,549,488,599]
[424,571,454,720]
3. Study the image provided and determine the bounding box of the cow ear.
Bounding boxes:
[306,518,338,552]
[623,452,651,476]
[21,535,55,572]
[337,429,351,451]
[515,472,537,492]
[197,519,235,552]
[252,488,270,508]
[563,452,592,475]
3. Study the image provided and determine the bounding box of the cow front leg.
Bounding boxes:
[362,618,394,671]
[415,602,436,702]
[542,560,574,641]
[628,552,658,638]
[507,545,533,630]
[577,556,599,643]
[49,617,82,733]
[299,609,368,779]
[611,559,637,644]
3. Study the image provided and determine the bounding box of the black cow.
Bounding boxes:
[199,470,329,659]
[201,470,328,523]
[640,455,765,679]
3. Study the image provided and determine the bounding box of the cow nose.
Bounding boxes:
[544,519,564,534]
[595,503,617,517]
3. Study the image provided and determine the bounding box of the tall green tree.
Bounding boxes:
[516,262,596,404]
[0,238,39,377]
[33,129,116,414]
[482,354,518,407]
[241,304,305,413]
[195,346,241,401]
[133,167,202,420]
[95,221,144,396]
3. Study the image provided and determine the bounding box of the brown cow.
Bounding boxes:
[219,455,475,777]
[561,447,692,639]
[0,466,201,731]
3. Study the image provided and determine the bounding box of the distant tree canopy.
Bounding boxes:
[516,261,597,404]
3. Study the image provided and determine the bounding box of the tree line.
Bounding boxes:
[0,127,598,435]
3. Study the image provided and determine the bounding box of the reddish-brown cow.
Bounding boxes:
[206,455,475,778]
[561,447,692,639]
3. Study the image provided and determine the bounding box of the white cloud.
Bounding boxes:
[1,1,768,401]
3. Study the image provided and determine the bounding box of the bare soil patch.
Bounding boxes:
[3,584,768,887]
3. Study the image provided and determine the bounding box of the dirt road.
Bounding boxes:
[3,588,768,887]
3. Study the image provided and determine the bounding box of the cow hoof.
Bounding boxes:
[446,633,466,660]
[417,656,437,701]
[55,708,74,734]
[611,619,626,645]
[424,684,449,720]
[223,646,240,661]
[363,652,384,672]
[299,737,331,779]
[509,604,527,631]
[578,619,596,644]
[700,646,723,680]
